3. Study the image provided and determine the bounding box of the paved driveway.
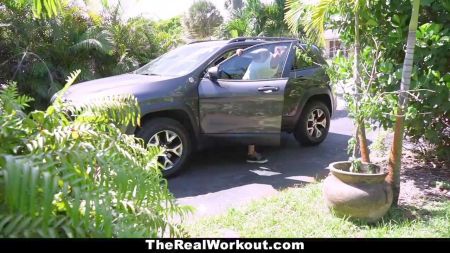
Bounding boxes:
[168,98,359,218]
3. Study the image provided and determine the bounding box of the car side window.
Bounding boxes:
[292,45,323,71]
[203,47,247,78]
[212,49,242,66]
[219,42,291,81]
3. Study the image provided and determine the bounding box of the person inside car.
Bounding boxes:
[235,46,288,164]
[237,46,288,80]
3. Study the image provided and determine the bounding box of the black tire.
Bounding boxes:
[294,100,331,146]
[136,117,192,177]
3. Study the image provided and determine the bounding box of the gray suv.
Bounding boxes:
[62,37,336,176]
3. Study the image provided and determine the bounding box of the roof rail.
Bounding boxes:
[188,39,223,44]
[228,37,298,43]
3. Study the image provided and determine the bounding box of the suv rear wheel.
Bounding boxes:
[294,101,330,146]
[136,117,192,177]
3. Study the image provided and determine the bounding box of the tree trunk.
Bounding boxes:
[386,0,421,206]
[353,0,370,163]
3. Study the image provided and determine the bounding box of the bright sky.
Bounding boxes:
[119,0,227,20]
[84,0,274,20]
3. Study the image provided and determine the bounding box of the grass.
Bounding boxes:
[186,183,450,238]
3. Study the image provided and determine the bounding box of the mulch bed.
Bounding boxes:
[399,150,450,206]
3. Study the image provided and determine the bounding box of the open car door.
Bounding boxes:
[198,41,294,146]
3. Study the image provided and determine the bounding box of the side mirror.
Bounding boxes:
[207,66,219,83]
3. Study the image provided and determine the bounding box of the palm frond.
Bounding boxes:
[285,0,345,46]
[32,0,62,18]
[0,82,33,113]
[51,69,80,107]
[284,0,303,34]
[305,0,336,46]
[70,28,113,54]
[69,94,141,128]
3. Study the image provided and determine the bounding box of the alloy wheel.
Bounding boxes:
[148,130,183,171]
[306,108,327,139]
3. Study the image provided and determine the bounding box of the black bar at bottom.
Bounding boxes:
[1,238,448,252]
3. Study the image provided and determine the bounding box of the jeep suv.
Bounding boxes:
[61,37,336,176]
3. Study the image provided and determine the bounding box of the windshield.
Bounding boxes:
[135,41,225,76]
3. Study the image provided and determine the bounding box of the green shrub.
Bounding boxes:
[0,2,183,109]
[327,0,449,162]
[219,0,294,38]
[0,71,190,237]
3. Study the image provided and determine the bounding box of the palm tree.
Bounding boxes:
[285,0,371,163]
[386,0,421,205]
[183,0,223,39]
[224,0,290,38]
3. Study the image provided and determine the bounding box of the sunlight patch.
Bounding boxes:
[285,176,316,183]
[249,168,281,176]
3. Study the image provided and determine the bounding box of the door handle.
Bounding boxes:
[258,86,279,93]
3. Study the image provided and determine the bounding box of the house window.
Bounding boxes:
[329,40,341,58]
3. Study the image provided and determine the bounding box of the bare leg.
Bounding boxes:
[248,145,256,156]
[246,145,268,163]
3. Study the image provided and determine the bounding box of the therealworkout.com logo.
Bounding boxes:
[145,239,305,251]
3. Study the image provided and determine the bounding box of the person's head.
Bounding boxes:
[274,46,288,58]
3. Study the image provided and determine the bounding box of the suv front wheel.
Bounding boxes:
[294,101,330,146]
[136,117,192,177]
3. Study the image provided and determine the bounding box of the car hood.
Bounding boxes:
[61,74,179,103]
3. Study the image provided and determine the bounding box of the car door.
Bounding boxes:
[198,41,294,145]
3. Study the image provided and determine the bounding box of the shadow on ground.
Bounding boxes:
[332,109,348,120]
[399,159,450,204]
[169,132,352,198]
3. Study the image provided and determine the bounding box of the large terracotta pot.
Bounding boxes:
[323,161,393,222]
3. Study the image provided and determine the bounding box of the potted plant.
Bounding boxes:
[285,0,421,222]
[323,159,393,222]
[284,0,395,222]
[321,51,394,222]
[322,49,393,223]
[322,87,394,221]
[322,48,395,221]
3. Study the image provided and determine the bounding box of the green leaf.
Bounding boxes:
[366,18,378,27]
[393,14,400,24]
